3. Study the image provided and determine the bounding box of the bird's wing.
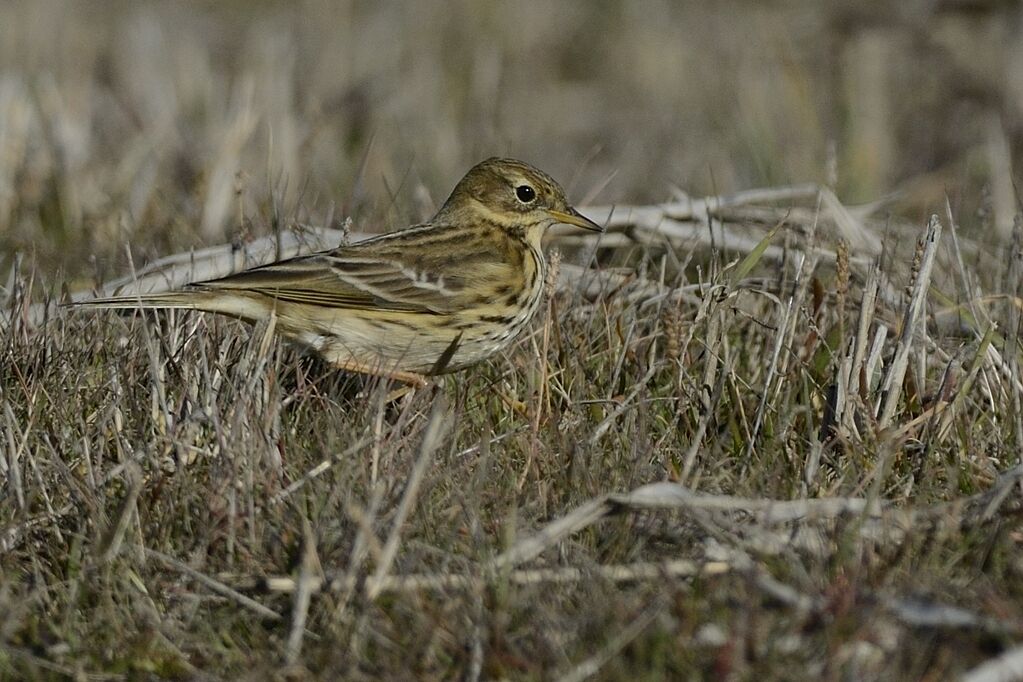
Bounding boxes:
[195,236,507,314]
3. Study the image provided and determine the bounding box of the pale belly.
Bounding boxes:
[279,285,544,375]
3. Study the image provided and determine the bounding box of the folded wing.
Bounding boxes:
[195,239,502,315]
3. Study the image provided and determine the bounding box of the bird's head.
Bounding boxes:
[436,157,602,243]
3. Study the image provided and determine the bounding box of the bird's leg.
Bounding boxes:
[374,367,429,388]
[332,358,430,390]
[384,383,418,403]
[380,369,430,402]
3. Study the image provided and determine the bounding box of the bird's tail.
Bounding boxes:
[66,290,207,311]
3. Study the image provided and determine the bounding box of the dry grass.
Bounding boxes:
[4,1,1023,679]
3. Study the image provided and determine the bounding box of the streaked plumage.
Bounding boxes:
[73,157,602,383]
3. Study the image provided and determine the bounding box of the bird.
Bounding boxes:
[72,157,603,385]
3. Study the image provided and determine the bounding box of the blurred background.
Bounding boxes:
[0,0,1020,281]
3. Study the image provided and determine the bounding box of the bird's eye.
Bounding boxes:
[515,185,536,203]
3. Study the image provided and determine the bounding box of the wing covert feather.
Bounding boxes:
[193,234,514,314]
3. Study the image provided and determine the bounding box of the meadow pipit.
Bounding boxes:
[75,158,602,384]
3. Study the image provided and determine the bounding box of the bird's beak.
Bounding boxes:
[549,207,604,233]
